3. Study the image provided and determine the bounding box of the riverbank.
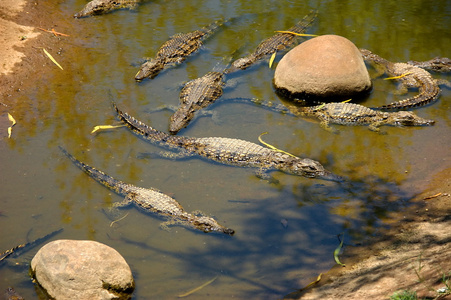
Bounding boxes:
[1,1,450,299]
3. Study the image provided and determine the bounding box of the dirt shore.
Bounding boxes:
[1,1,450,299]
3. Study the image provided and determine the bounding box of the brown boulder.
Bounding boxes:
[31,240,135,300]
[274,34,372,101]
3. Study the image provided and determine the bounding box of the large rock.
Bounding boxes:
[274,34,372,101]
[31,240,134,300]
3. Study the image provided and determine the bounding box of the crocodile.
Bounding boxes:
[74,0,141,18]
[59,146,234,235]
[225,11,317,73]
[113,103,342,182]
[135,19,224,81]
[4,287,24,300]
[236,98,435,132]
[0,228,63,265]
[169,71,225,134]
[407,56,451,73]
[360,48,448,110]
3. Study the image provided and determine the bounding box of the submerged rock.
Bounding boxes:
[274,34,372,102]
[31,240,134,300]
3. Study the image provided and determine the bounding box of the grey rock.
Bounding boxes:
[31,240,134,300]
[274,34,372,101]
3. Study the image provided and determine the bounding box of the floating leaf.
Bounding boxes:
[43,48,63,70]
[275,31,318,37]
[384,72,412,80]
[258,132,297,158]
[269,51,277,68]
[178,276,218,298]
[334,234,346,267]
[110,212,129,227]
[7,113,16,138]
[91,124,125,134]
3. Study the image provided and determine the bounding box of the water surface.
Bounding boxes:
[1,0,450,299]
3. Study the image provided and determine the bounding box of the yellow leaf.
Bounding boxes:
[178,276,217,298]
[269,51,276,68]
[258,132,297,158]
[334,234,346,267]
[299,273,322,292]
[91,124,125,134]
[43,48,63,70]
[341,99,352,103]
[7,113,16,138]
[384,72,412,80]
[275,31,318,37]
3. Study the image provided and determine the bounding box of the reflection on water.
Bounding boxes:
[0,0,450,298]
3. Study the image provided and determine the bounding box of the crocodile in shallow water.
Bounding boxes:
[74,0,141,18]
[4,287,24,300]
[0,228,63,265]
[113,103,341,182]
[169,70,226,134]
[59,146,234,235]
[225,11,316,73]
[360,48,450,110]
[135,19,225,81]
[407,56,451,73]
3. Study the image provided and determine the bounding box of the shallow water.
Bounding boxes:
[1,0,450,299]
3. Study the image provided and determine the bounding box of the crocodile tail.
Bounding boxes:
[59,146,131,196]
[378,81,441,110]
[287,10,318,34]
[113,102,171,143]
[200,18,227,39]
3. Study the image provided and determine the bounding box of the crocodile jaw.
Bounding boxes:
[391,111,435,127]
[135,59,164,81]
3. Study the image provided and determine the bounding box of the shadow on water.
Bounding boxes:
[111,173,415,299]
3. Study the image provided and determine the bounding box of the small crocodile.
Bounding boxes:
[238,98,435,132]
[135,19,224,81]
[74,0,141,18]
[169,71,225,134]
[4,287,24,300]
[360,48,446,110]
[113,103,342,182]
[59,146,234,235]
[0,228,63,265]
[407,56,451,73]
[225,11,316,73]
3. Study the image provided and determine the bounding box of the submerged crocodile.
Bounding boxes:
[360,48,449,110]
[169,71,226,134]
[135,19,224,81]
[225,11,316,73]
[4,287,24,300]
[59,146,234,235]
[407,56,451,73]
[0,228,63,265]
[113,103,342,182]
[74,0,141,18]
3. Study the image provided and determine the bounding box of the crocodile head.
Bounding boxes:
[225,54,257,73]
[192,216,235,235]
[390,111,435,127]
[277,154,343,182]
[74,0,119,18]
[169,108,195,134]
[135,59,165,81]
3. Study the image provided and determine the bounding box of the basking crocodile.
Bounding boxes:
[74,0,141,18]
[4,287,24,300]
[169,71,226,134]
[225,11,316,73]
[59,147,234,235]
[135,19,224,81]
[360,48,447,110]
[407,56,451,73]
[113,103,341,182]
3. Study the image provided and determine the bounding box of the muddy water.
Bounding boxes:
[1,0,450,299]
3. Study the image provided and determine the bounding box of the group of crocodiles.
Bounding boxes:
[67,1,450,235]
